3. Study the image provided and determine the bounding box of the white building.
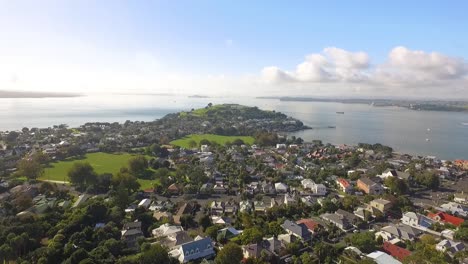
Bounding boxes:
[138,198,151,209]
[366,251,402,264]
[436,239,465,255]
[274,182,288,193]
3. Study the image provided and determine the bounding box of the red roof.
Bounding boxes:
[383,242,411,261]
[297,219,320,231]
[337,178,350,188]
[427,212,465,227]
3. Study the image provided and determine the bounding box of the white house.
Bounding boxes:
[274,182,288,193]
[366,251,402,264]
[454,193,468,204]
[138,198,151,209]
[301,179,315,190]
[169,237,215,263]
[312,183,327,196]
[439,202,468,217]
[436,239,465,255]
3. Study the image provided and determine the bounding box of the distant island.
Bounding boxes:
[257,96,468,112]
[0,90,81,98]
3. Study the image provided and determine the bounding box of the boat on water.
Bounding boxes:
[462,122,468,126]
[336,111,344,114]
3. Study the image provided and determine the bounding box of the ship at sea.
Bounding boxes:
[336,111,344,114]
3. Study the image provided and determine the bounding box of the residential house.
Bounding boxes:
[217,227,241,241]
[301,179,315,190]
[261,182,276,195]
[296,219,321,234]
[210,201,224,215]
[239,200,253,213]
[336,178,352,193]
[283,193,297,206]
[224,201,237,215]
[376,224,422,242]
[169,237,215,263]
[370,199,392,214]
[211,216,232,225]
[121,221,144,249]
[366,251,402,264]
[436,239,465,256]
[242,237,284,260]
[168,183,182,195]
[73,194,90,208]
[427,211,465,227]
[357,177,383,195]
[274,182,288,193]
[254,200,268,213]
[281,220,312,241]
[311,182,327,196]
[152,223,184,238]
[320,212,354,232]
[153,211,173,222]
[400,212,435,230]
[382,242,411,262]
[440,202,468,217]
[454,192,468,204]
[138,198,151,209]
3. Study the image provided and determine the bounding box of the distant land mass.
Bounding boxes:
[0,90,81,98]
[188,94,210,98]
[257,96,468,112]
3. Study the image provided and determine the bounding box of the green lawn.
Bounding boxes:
[170,134,255,148]
[40,152,165,190]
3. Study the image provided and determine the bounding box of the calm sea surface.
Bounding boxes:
[1,95,468,160]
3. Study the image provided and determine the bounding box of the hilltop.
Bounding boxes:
[156,104,309,137]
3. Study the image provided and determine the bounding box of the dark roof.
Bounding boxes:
[281,220,311,240]
[123,221,142,230]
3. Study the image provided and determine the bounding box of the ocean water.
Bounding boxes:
[1,94,467,160]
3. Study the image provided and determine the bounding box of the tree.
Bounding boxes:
[17,158,43,180]
[205,225,222,241]
[345,232,376,254]
[188,140,197,149]
[215,243,243,264]
[240,227,263,245]
[384,177,409,195]
[68,162,97,190]
[139,244,171,264]
[128,155,148,175]
[198,214,212,232]
[112,168,140,193]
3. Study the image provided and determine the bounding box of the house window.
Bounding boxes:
[185,251,190,255]
[207,244,211,248]
[190,250,194,255]
[195,248,199,253]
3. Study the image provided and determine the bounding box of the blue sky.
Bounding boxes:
[1,0,468,98]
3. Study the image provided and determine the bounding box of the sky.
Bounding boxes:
[1,0,468,98]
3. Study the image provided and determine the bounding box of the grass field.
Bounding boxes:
[40,152,159,189]
[170,134,255,148]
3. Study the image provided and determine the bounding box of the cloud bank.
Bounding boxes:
[261,46,468,96]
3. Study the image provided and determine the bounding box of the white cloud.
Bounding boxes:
[260,46,468,96]
[262,47,371,83]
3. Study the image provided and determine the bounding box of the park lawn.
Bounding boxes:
[170,134,255,148]
[40,152,166,190]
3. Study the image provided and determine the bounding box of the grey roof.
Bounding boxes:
[359,177,377,186]
[281,220,311,240]
[123,221,142,230]
[180,237,215,261]
[336,209,358,223]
